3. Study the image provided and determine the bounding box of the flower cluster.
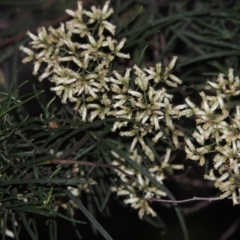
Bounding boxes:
[21,0,240,220]
[110,57,183,160]
[20,1,185,218]
[111,148,183,218]
[20,1,129,107]
[20,2,183,159]
[182,69,240,204]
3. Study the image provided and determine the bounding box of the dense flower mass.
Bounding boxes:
[111,148,183,218]
[20,0,184,218]
[20,0,240,222]
[182,69,240,204]
[20,2,184,151]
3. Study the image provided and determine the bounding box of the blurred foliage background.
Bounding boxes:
[1,0,240,240]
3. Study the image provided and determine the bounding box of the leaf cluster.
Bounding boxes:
[0,83,113,239]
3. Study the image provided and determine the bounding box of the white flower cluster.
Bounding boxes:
[20,1,129,105]
[182,69,240,204]
[21,0,240,218]
[20,1,184,218]
[20,2,183,158]
[110,57,183,160]
[111,148,183,218]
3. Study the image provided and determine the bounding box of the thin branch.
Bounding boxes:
[45,159,137,181]
[219,218,240,240]
[151,196,235,204]
[16,130,51,155]
[57,133,90,159]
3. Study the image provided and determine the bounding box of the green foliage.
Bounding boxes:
[2,1,240,240]
[0,84,92,239]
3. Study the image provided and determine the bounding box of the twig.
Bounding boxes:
[151,196,236,204]
[219,218,240,240]
[24,134,90,179]
[57,133,90,160]
[45,159,137,181]
[16,130,51,156]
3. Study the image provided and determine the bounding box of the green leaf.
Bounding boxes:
[117,5,144,34]
[1,209,8,240]
[177,50,240,68]
[0,82,43,118]
[48,218,58,240]
[18,211,38,240]
[65,190,113,240]
[11,213,20,240]
[0,178,96,186]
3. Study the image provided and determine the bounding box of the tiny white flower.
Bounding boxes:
[168,56,178,71]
